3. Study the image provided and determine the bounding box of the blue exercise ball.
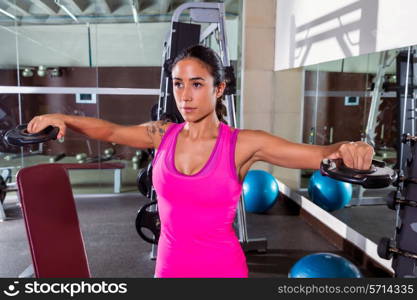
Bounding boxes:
[243,170,279,213]
[289,252,363,278]
[308,170,352,211]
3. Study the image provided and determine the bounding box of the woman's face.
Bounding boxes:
[171,58,224,123]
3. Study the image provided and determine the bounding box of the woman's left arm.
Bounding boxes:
[246,130,374,170]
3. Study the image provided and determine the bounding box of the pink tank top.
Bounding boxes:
[152,122,248,278]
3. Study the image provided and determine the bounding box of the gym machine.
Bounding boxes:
[135,2,267,259]
[321,48,417,277]
[350,50,398,206]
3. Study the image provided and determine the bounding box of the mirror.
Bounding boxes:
[0,0,243,195]
[300,45,416,243]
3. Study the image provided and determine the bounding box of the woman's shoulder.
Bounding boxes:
[228,127,263,149]
[229,128,263,165]
[155,120,180,131]
[151,120,177,149]
[229,127,263,137]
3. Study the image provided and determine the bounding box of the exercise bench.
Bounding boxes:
[62,162,125,193]
[17,163,90,278]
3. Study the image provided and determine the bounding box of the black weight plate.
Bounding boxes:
[135,201,160,244]
[137,150,149,168]
[146,162,153,187]
[4,124,59,146]
[320,159,397,189]
[137,168,151,198]
[377,237,393,260]
[146,148,155,159]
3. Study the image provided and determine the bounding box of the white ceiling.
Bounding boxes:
[0,0,240,25]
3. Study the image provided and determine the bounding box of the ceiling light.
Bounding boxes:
[131,0,139,23]
[0,8,17,21]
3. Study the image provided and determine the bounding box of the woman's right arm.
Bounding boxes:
[27,113,171,149]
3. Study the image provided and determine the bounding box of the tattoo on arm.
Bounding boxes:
[146,121,167,146]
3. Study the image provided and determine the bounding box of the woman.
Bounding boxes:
[27,45,374,278]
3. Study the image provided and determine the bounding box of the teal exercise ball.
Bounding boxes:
[308,170,352,211]
[242,170,279,213]
[289,252,363,278]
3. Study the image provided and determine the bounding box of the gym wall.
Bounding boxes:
[275,0,417,70]
[303,71,371,144]
[0,67,160,159]
[242,0,303,189]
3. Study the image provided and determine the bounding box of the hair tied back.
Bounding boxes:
[223,66,236,95]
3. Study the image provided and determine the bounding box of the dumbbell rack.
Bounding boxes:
[379,137,417,277]
[378,47,417,277]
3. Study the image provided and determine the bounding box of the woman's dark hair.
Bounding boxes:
[168,45,236,123]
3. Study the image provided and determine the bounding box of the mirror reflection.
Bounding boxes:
[0,0,241,194]
[300,46,417,243]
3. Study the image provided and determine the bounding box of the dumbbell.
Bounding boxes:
[49,152,66,163]
[132,150,150,169]
[132,155,140,170]
[103,148,114,158]
[76,148,115,164]
[76,153,87,163]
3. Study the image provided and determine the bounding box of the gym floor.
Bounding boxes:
[0,155,393,278]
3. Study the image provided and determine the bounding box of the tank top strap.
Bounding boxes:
[209,122,240,182]
[228,126,241,183]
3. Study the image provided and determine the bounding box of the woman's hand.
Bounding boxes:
[27,114,66,139]
[326,141,374,170]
